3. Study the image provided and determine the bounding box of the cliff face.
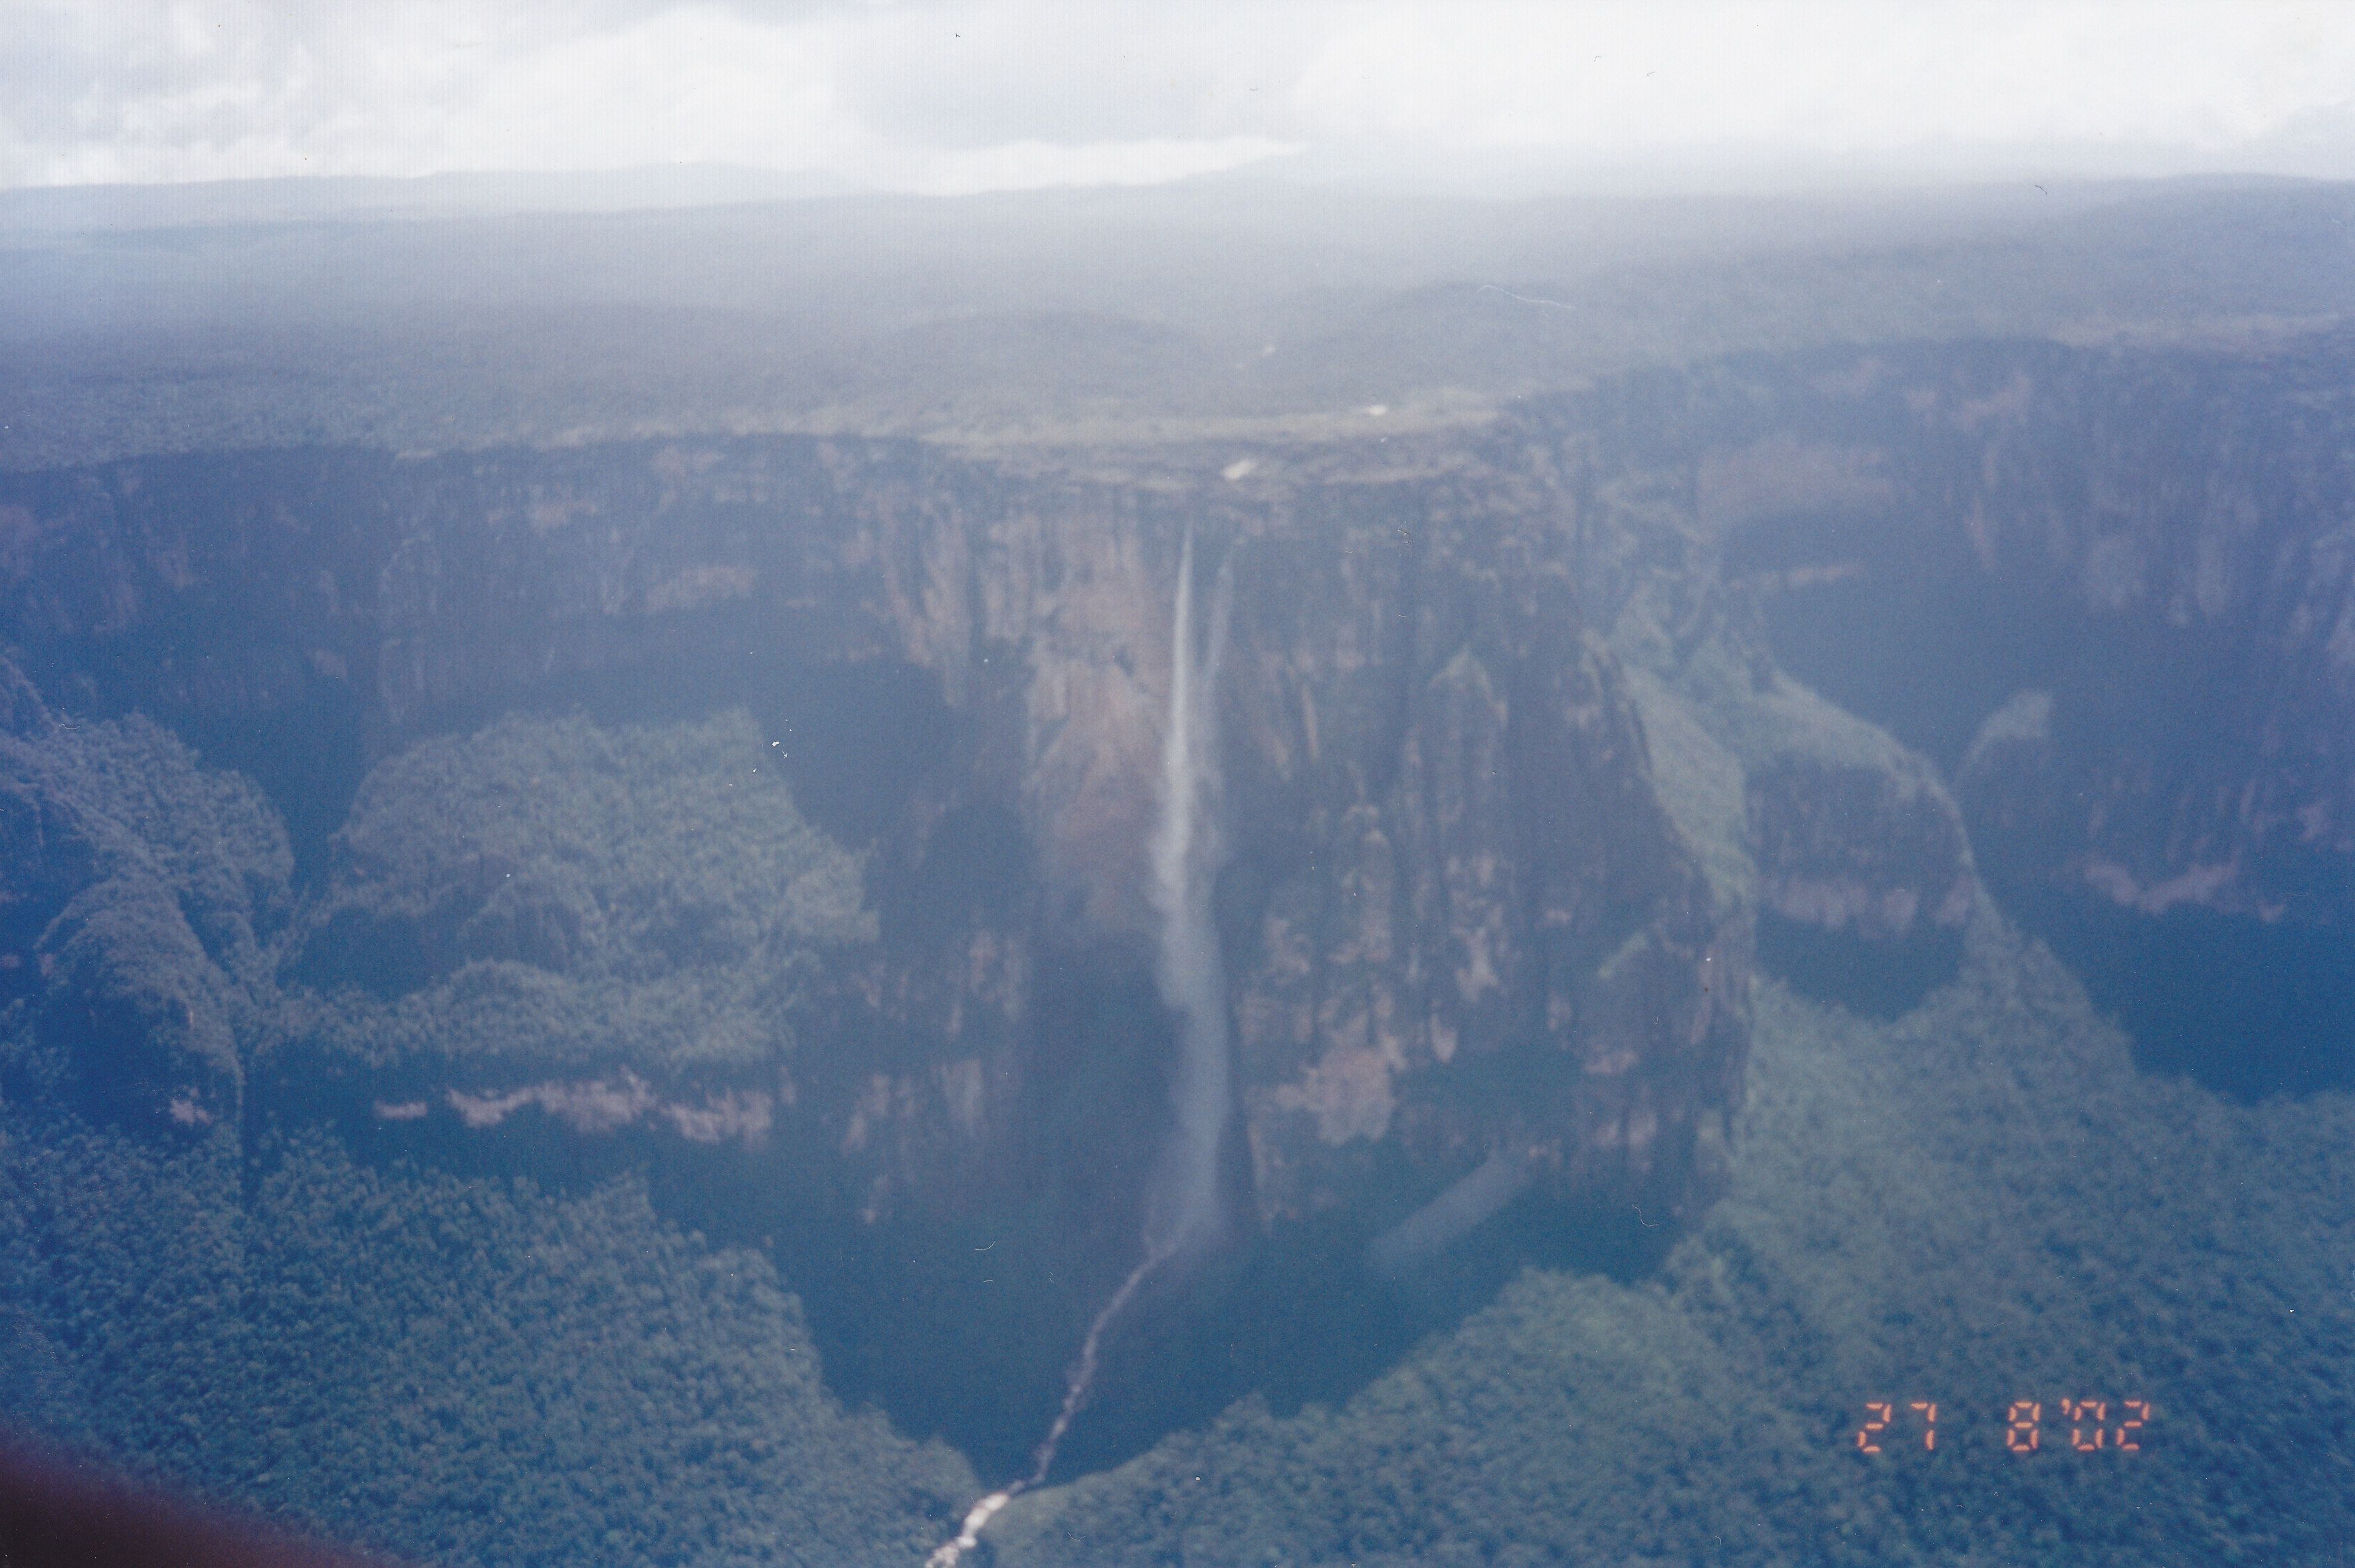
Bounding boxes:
[1603,336,2355,1091]
[1745,753,1972,943]
[9,332,2349,1470]
[15,334,2347,1244]
[0,432,1749,1369]
[365,441,1740,1231]
[1213,490,1741,1228]
[1639,341,2355,930]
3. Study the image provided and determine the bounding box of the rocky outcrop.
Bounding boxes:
[1590,335,2355,1088]
[1746,753,1974,941]
[1737,745,1976,1018]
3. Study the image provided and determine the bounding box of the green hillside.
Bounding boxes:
[0,704,974,1564]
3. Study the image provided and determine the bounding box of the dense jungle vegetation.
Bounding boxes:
[2,671,2348,1565]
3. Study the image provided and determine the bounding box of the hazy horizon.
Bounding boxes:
[13,2,2355,201]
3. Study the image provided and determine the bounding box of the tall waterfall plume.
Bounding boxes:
[1142,527,1235,1263]
[926,532,1235,1566]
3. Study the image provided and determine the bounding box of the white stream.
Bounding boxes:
[926,532,1235,1566]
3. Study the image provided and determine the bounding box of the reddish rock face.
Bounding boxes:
[1206,504,1744,1230]
[740,450,1752,1243]
[27,332,2355,1219]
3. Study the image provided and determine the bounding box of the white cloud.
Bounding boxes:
[4,0,2354,192]
[1292,1,2355,161]
[425,7,851,174]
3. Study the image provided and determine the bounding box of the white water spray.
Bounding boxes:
[1143,528,1235,1263]
[926,534,1235,1567]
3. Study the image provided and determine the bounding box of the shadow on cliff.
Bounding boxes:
[311,1094,1110,1484]
[1984,877,2355,1102]
[407,613,958,856]
[240,613,1701,1482]
[1754,911,1962,1021]
[1738,506,2355,1099]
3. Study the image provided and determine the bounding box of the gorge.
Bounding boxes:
[3,316,2354,1562]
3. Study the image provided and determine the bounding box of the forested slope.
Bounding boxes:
[998,916,2355,1565]
[0,685,974,1564]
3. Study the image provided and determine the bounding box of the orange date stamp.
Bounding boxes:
[1855,1398,2150,1454]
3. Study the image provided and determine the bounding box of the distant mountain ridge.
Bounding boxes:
[4,174,2352,470]
[0,165,870,235]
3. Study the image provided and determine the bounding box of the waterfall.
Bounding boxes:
[1142,527,1235,1262]
[926,532,1235,1565]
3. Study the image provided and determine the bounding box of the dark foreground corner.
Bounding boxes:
[0,1436,385,1568]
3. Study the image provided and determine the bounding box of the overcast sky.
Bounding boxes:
[9,1,2355,194]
